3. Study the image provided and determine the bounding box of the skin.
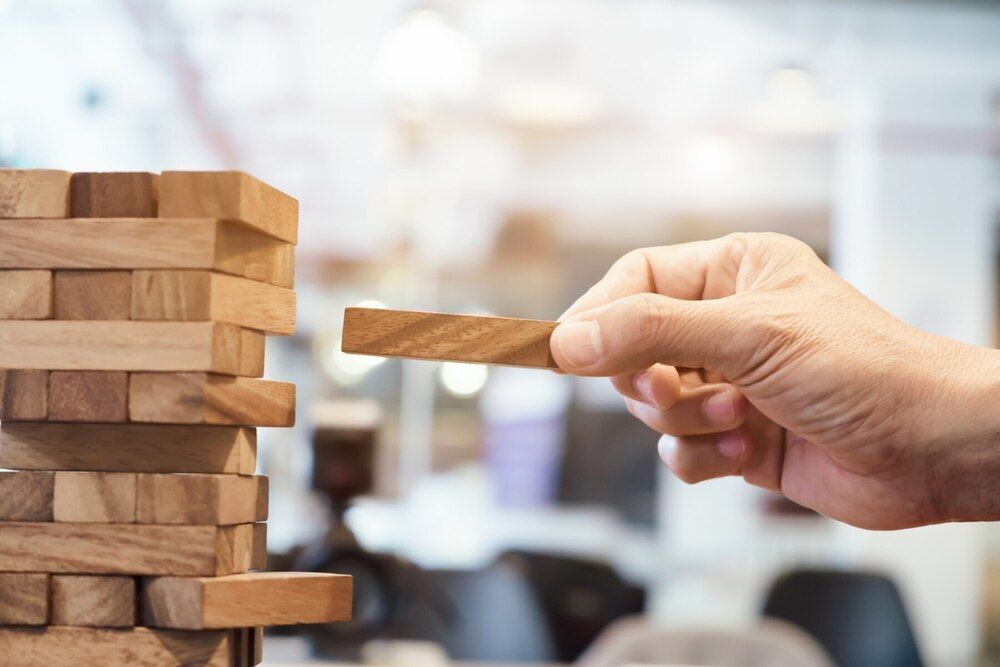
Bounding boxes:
[550,232,1000,530]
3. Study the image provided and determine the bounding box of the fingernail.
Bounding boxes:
[634,372,654,406]
[553,321,602,368]
[704,391,735,425]
[717,433,745,460]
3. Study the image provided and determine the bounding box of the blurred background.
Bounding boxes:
[2,0,999,665]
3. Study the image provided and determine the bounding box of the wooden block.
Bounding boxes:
[51,575,136,627]
[0,321,261,376]
[53,472,137,523]
[250,522,267,570]
[0,218,294,288]
[131,270,295,335]
[0,471,54,521]
[0,523,262,576]
[160,171,298,244]
[141,572,351,630]
[135,474,267,525]
[0,369,48,420]
[1,423,257,474]
[0,626,242,666]
[0,573,49,625]
[251,626,263,665]
[342,307,558,369]
[70,172,158,218]
[129,373,294,426]
[240,328,265,377]
[0,270,52,319]
[0,169,71,218]
[48,371,128,422]
[53,270,131,320]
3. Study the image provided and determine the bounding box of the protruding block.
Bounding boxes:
[160,171,298,244]
[1,423,257,474]
[0,169,70,218]
[51,575,136,627]
[0,369,48,420]
[53,472,137,523]
[129,373,294,426]
[136,474,267,526]
[141,572,352,630]
[0,270,52,319]
[48,371,128,422]
[131,270,295,335]
[0,471,54,521]
[0,573,49,625]
[53,270,132,320]
[70,172,158,218]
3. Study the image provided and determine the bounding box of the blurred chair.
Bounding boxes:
[761,568,924,667]
[576,616,833,667]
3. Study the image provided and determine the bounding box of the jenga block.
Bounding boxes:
[129,373,294,426]
[0,626,242,666]
[0,218,294,287]
[251,626,263,665]
[250,522,267,570]
[48,371,128,422]
[135,474,267,525]
[131,270,296,335]
[70,172,158,218]
[0,471,54,521]
[0,523,262,576]
[160,171,298,244]
[53,270,131,320]
[0,321,261,376]
[51,575,136,627]
[240,329,265,377]
[53,472,137,523]
[0,573,49,624]
[0,369,48,420]
[0,169,70,218]
[1,423,257,474]
[0,270,52,319]
[141,572,352,629]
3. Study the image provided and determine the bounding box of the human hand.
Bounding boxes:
[550,233,1000,529]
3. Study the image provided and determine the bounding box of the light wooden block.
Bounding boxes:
[0,369,48,420]
[0,321,262,375]
[141,572,351,630]
[70,172,158,218]
[0,573,49,625]
[48,371,128,422]
[53,472,137,523]
[136,474,267,526]
[160,171,298,244]
[0,270,52,319]
[0,626,243,666]
[342,307,558,369]
[53,270,131,320]
[129,373,294,426]
[0,523,263,576]
[51,575,136,627]
[0,169,70,218]
[0,422,257,474]
[131,270,295,335]
[0,218,294,288]
[0,471,54,521]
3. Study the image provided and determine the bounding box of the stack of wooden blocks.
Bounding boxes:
[0,169,352,665]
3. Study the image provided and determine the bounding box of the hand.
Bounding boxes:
[550,233,1000,529]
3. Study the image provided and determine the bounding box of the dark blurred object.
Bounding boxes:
[497,550,645,662]
[762,568,924,667]
[310,400,378,510]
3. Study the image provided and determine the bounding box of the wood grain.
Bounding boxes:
[131,270,296,335]
[160,170,298,244]
[342,307,558,368]
[0,321,262,376]
[53,472,137,523]
[0,573,49,624]
[0,270,52,318]
[0,522,262,576]
[129,373,294,426]
[0,423,257,474]
[51,575,136,627]
[141,572,352,629]
[135,474,267,526]
[70,172,159,217]
[0,471,54,521]
[48,371,128,422]
[53,270,132,320]
[0,169,71,218]
[0,369,48,420]
[0,218,294,288]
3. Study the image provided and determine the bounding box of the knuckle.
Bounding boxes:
[629,294,667,349]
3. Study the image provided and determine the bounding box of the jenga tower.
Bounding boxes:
[0,170,351,665]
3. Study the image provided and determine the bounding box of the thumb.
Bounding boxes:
[550,293,742,377]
